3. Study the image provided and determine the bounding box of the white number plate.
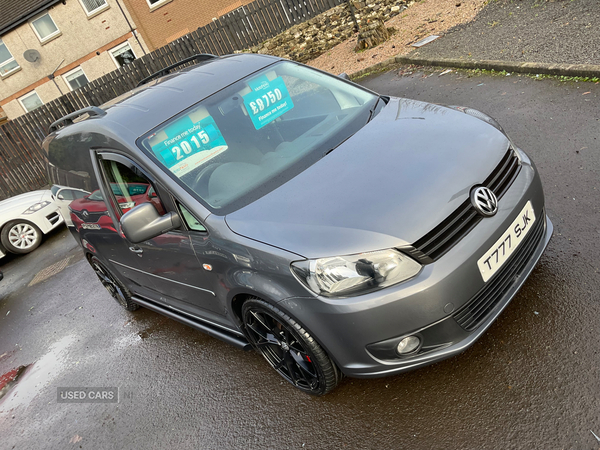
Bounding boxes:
[477,201,536,282]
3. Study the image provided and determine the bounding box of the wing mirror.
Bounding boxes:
[120,203,181,243]
[338,72,350,80]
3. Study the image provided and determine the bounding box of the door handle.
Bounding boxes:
[129,246,143,256]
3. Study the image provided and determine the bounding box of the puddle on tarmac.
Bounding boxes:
[137,322,166,340]
[114,333,142,349]
[0,335,76,414]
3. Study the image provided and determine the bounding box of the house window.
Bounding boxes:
[31,13,60,43]
[63,67,89,91]
[79,0,109,16]
[110,42,136,68]
[146,0,172,10]
[19,91,43,113]
[0,39,20,77]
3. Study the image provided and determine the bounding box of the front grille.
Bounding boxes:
[71,209,107,223]
[453,213,545,332]
[408,148,521,263]
[46,212,61,225]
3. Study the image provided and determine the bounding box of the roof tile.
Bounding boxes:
[0,0,61,35]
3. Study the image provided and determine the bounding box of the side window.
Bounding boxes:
[100,159,166,217]
[178,204,207,232]
[57,189,75,200]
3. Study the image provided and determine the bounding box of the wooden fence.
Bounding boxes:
[0,0,345,200]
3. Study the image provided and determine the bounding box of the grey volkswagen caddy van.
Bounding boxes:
[44,54,552,395]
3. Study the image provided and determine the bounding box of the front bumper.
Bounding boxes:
[278,152,553,378]
[23,205,65,235]
[0,206,63,259]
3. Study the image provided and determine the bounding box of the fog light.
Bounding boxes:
[396,336,420,355]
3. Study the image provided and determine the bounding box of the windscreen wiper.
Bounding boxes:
[367,95,384,123]
[324,96,386,157]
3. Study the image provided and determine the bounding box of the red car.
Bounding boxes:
[69,183,164,232]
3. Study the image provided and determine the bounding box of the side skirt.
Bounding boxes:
[131,295,252,350]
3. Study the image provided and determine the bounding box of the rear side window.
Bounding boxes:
[100,159,165,217]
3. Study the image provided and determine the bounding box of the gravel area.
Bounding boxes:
[412,0,600,66]
[308,0,487,75]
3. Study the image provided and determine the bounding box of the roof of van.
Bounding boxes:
[51,53,281,143]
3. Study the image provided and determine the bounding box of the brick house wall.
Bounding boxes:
[120,0,254,51]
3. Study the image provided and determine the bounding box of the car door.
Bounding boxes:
[96,153,227,319]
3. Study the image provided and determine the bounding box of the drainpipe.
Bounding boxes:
[114,0,147,55]
[49,59,65,95]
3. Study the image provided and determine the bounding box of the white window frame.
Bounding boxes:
[78,0,110,18]
[18,91,43,113]
[109,41,137,68]
[62,66,89,91]
[146,0,173,12]
[30,12,61,44]
[0,39,20,78]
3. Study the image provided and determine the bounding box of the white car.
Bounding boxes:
[0,189,65,259]
[50,185,90,227]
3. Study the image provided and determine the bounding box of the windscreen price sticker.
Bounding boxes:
[150,115,228,177]
[244,76,294,130]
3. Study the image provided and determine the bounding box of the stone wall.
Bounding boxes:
[247,0,410,63]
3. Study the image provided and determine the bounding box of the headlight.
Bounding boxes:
[23,201,51,214]
[291,249,421,297]
[512,145,529,164]
[447,105,504,133]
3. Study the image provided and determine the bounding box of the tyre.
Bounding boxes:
[242,297,341,395]
[89,256,139,311]
[1,220,42,254]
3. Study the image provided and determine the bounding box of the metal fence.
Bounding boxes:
[0,0,345,200]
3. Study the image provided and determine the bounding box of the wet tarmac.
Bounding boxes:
[0,69,599,449]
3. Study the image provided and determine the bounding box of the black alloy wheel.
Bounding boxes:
[242,298,340,395]
[89,256,139,311]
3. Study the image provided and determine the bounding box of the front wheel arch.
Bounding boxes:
[241,296,341,395]
[231,292,344,377]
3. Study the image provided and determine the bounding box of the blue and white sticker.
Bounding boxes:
[150,115,228,177]
[243,76,294,130]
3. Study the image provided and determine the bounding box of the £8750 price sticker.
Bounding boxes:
[243,76,294,130]
[247,88,284,115]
